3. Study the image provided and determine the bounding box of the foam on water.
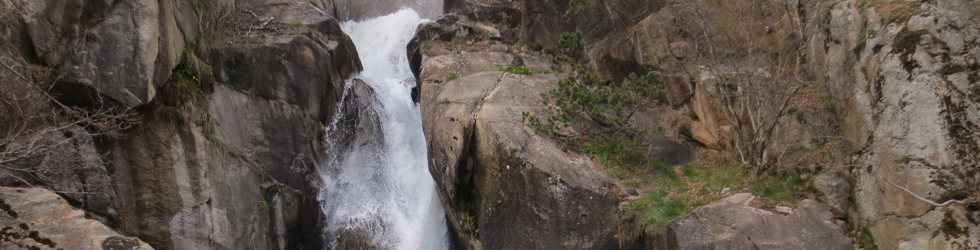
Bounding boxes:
[318,8,448,250]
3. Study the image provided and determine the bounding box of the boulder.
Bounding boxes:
[649,193,855,250]
[408,14,517,102]
[812,171,852,218]
[645,136,693,166]
[0,187,153,250]
[25,0,194,107]
[205,15,361,122]
[421,41,631,249]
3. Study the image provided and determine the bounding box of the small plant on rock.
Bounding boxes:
[446,72,460,81]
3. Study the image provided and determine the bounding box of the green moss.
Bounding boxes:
[459,200,480,234]
[941,210,970,239]
[853,40,867,56]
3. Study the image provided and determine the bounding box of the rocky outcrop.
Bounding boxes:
[650,193,854,250]
[416,17,635,250]
[2,0,362,249]
[23,0,195,107]
[103,83,328,250]
[205,13,361,122]
[434,0,980,249]
[807,1,980,248]
[0,187,154,250]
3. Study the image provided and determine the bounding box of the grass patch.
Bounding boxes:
[622,163,752,228]
[748,172,805,202]
[680,164,696,177]
[446,72,460,81]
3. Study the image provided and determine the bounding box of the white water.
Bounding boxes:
[317,9,448,250]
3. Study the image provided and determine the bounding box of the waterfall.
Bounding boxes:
[317,7,448,250]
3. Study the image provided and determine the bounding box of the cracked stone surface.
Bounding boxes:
[650,193,855,250]
[0,187,154,250]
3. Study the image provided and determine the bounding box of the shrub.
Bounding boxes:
[548,72,664,128]
[554,30,585,63]
[446,73,460,81]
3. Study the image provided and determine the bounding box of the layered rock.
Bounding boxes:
[0,187,154,250]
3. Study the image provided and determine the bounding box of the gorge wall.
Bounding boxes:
[418,0,980,249]
[2,0,978,249]
[1,0,366,249]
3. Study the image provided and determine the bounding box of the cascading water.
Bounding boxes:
[317,6,448,250]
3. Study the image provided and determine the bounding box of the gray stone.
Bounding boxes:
[421,40,630,249]
[649,194,855,250]
[3,126,119,220]
[104,85,328,250]
[0,187,153,250]
[206,16,362,122]
[25,0,190,108]
[813,171,852,218]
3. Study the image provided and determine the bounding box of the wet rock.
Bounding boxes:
[0,187,153,250]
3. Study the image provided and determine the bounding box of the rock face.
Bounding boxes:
[650,193,854,250]
[806,1,980,249]
[2,0,362,250]
[431,0,980,249]
[0,187,154,250]
[24,0,194,107]
[206,15,361,122]
[0,125,119,220]
[416,17,634,250]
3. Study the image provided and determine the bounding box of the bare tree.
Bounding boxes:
[672,0,814,175]
[0,56,137,185]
